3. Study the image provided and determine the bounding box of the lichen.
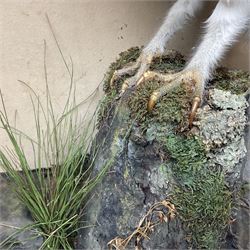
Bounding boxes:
[208,89,248,110]
[193,89,248,179]
[208,138,246,175]
[149,163,172,194]
[193,90,248,151]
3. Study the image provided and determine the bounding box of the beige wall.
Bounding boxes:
[0,1,249,171]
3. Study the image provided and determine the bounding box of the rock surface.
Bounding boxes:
[0,174,43,249]
[77,49,250,249]
[77,94,187,249]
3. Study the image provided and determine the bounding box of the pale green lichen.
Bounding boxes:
[193,89,248,177]
[209,138,246,175]
[209,89,248,110]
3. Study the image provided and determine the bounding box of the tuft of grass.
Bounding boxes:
[165,135,232,249]
[0,81,114,249]
[0,23,115,247]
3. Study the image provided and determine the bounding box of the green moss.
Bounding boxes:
[165,135,232,249]
[211,68,250,94]
[97,47,141,126]
[97,48,242,248]
[103,47,142,93]
[149,51,185,73]
[98,48,188,130]
[97,89,116,126]
[129,82,191,133]
[128,51,189,132]
[99,47,249,129]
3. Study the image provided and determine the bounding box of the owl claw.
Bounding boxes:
[121,80,130,94]
[110,53,203,127]
[145,70,202,126]
[189,96,201,126]
[137,71,158,86]
[110,70,118,87]
[147,91,161,112]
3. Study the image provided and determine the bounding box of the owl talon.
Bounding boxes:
[145,70,202,128]
[121,80,130,94]
[110,71,118,87]
[189,96,201,126]
[137,71,158,86]
[147,91,161,112]
[109,61,140,88]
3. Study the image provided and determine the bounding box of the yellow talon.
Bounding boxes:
[147,91,161,112]
[110,70,118,87]
[137,71,155,86]
[189,96,201,126]
[121,80,129,94]
[137,75,145,87]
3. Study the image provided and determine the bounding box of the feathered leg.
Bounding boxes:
[110,0,203,92]
[139,0,250,124]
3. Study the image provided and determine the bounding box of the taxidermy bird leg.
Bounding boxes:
[138,0,250,125]
[110,0,203,91]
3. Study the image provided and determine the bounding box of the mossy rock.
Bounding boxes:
[78,48,249,250]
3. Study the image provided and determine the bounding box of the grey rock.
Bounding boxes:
[77,94,187,250]
[0,175,43,250]
[77,87,249,249]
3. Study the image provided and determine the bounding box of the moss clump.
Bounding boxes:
[98,47,141,126]
[98,48,188,129]
[211,68,250,94]
[99,47,249,129]
[97,89,116,127]
[103,47,142,93]
[149,51,186,73]
[165,135,232,249]
[128,51,189,132]
[129,82,191,133]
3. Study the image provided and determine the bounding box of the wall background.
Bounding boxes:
[0,0,249,171]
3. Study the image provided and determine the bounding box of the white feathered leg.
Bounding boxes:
[143,0,203,56]
[140,0,250,124]
[110,0,203,90]
[185,0,250,96]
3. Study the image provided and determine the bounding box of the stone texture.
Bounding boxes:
[193,89,248,179]
[0,174,43,249]
[76,90,188,249]
[77,86,249,249]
